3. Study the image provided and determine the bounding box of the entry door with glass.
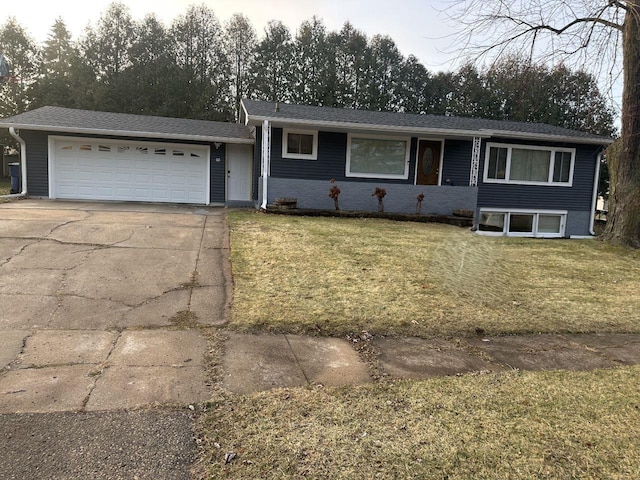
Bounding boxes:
[416,140,442,185]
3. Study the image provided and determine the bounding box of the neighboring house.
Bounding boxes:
[0,107,255,205]
[1,101,613,238]
[240,99,612,238]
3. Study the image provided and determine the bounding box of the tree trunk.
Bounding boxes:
[601,5,640,248]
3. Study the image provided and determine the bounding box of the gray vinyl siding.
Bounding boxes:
[21,130,49,197]
[210,143,226,203]
[19,130,228,203]
[477,139,600,211]
[441,140,472,186]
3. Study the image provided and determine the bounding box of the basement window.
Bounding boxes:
[478,210,566,238]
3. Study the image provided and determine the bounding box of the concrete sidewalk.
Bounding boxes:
[222,332,640,394]
[0,329,211,413]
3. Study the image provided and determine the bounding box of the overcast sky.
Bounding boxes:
[3,0,457,71]
[2,0,623,121]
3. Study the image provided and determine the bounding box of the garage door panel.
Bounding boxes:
[53,139,209,204]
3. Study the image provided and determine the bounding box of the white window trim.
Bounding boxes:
[413,138,444,186]
[483,142,576,187]
[281,127,318,160]
[346,133,411,180]
[477,208,568,238]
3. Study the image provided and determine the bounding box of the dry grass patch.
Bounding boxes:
[0,178,11,196]
[197,367,640,479]
[228,211,640,336]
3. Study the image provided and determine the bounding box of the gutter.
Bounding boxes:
[1,127,27,198]
[0,123,255,145]
[260,120,270,209]
[589,150,603,236]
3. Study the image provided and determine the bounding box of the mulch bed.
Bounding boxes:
[264,206,474,228]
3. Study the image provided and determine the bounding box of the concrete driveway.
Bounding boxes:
[0,199,230,413]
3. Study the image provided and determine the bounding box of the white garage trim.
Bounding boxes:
[48,136,210,204]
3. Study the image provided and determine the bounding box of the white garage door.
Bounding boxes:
[50,138,210,204]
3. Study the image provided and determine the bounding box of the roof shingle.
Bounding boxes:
[0,106,254,143]
[241,99,611,144]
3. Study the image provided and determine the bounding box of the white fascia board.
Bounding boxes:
[478,129,613,145]
[240,100,250,126]
[244,115,488,138]
[244,115,612,145]
[0,123,255,145]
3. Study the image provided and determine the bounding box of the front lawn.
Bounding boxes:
[227,211,640,337]
[195,212,640,480]
[197,367,640,479]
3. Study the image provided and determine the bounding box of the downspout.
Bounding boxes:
[1,127,27,198]
[260,119,270,210]
[589,151,603,236]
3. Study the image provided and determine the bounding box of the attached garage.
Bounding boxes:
[0,106,255,205]
[50,138,210,204]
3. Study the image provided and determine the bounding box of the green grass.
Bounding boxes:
[227,211,640,337]
[197,367,640,479]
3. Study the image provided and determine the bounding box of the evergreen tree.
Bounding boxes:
[30,18,81,109]
[80,2,136,112]
[331,22,370,109]
[171,4,231,120]
[122,14,180,116]
[366,35,404,111]
[249,20,294,102]
[225,13,257,120]
[0,17,38,118]
[291,17,335,106]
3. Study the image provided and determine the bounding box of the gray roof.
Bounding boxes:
[242,99,612,145]
[0,106,254,144]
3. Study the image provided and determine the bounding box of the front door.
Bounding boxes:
[227,144,252,201]
[416,140,441,185]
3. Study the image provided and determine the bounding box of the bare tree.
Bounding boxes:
[447,1,639,248]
